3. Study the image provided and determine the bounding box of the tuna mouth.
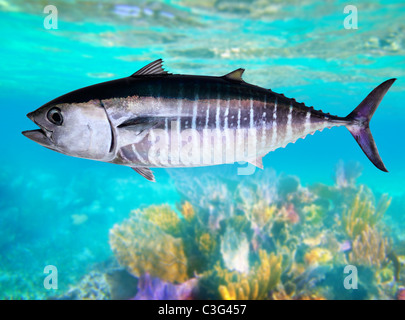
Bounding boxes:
[22,128,56,150]
[22,113,56,149]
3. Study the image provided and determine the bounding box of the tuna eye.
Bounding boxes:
[47,108,63,125]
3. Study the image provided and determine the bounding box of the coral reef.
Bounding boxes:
[138,205,181,236]
[217,250,282,300]
[342,186,391,239]
[220,227,250,274]
[57,263,138,300]
[133,274,197,300]
[180,201,195,222]
[304,248,333,266]
[57,162,404,300]
[349,227,390,268]
[61,271,111,300]
[109,209,188,283]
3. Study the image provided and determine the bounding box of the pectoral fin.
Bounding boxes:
[132,167,156,182]
[118,117,159,135]
[247,157,264,169]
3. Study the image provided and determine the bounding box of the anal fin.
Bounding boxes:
[247,157,264,169]
[132,167,156,182]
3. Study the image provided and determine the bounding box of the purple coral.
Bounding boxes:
[132,274,197,300]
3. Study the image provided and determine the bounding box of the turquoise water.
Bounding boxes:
[1,0,405,299]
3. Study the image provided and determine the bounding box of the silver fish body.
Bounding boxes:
[23,59,395,181]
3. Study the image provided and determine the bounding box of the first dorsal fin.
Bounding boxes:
[131,59,171,77]
[223,68,245,82]
[131,167,156,182]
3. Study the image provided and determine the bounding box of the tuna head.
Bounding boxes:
[22,100,113,161]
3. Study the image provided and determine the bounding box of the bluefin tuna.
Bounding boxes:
[22,59,395,182]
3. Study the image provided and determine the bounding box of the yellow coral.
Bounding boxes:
[180,201,195,222]
[245,203,277,228]
[198,232,216,256]
[297,294,326,300]
[272,288,326,300]
[260,250,283,290]
[109,214,188,283]
[136,204,180,236]
[271,289,292,300]
[304,248,333,266]
[342,186,391,239]
[303,233,324,247]
[218,250,282,300]
[376,267,395,285]
[348,226,389,268]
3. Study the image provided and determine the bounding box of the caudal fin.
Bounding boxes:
[345,79,396,172]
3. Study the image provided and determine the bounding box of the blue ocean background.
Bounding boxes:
[0,0,404,299]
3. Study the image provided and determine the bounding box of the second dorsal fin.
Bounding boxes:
[223,68,245,82]
[131,59,171,77]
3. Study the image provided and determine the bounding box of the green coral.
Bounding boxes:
[303,204,324,224]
